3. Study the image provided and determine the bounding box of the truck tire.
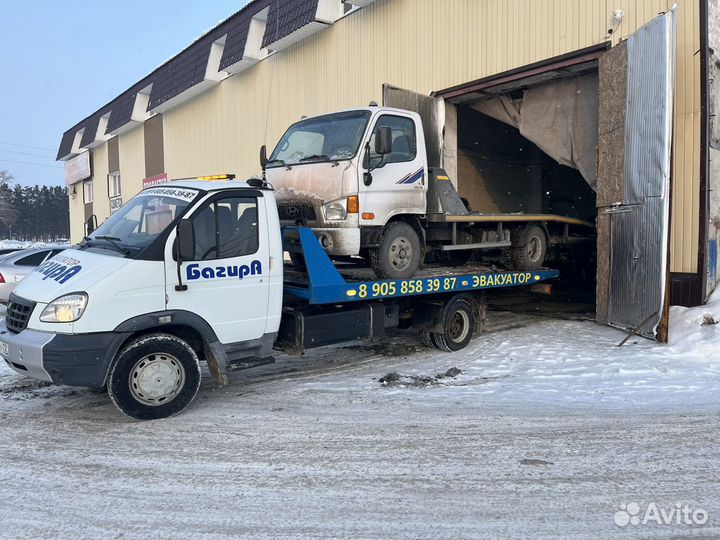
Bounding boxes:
[369,221,421,279]
[430,297,475,352]
[511,224,547,270]
[108,333,201,421]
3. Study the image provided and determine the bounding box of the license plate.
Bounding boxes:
[0,340,8,359]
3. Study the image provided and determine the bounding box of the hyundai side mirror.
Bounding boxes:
[375,126,393,155]
[260,145,268,171]
[86,214,97,235]
[176,219,195,261]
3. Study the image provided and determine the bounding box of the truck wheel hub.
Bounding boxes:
[129,353,185,406]
[389,237,412,270]
[527,236,542,262]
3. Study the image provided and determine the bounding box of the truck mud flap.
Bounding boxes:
[276,303,399,355]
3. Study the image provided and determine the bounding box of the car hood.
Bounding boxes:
[12,247,133,304]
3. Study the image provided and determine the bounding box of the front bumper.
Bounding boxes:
[308,228,361,257]
[0,320,128,387]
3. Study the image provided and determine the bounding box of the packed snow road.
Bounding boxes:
[0,299,719,539]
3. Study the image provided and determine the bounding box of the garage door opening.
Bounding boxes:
[455,102,598,317]
[387,9,676,339]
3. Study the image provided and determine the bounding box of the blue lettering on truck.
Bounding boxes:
[34,257,83,284]
[187,260,262,281]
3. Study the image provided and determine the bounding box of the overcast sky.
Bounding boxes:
[0,1,249,187]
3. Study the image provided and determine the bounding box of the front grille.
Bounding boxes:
[6,294,36,334]
[277,202,317,222]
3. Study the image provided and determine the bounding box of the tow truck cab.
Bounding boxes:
[0,179,283,398]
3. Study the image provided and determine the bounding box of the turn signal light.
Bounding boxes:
[362,212,375,220]
[347,195,359,214]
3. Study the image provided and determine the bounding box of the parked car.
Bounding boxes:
[0,248,22,256]
[0,247,66,303]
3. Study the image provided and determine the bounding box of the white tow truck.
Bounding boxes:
[267,105,595,279]
[0,175,558,420]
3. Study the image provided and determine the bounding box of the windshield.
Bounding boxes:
[268,110,371,167]
[81,186,200,257]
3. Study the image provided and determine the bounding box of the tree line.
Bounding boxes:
[0,170,70,241]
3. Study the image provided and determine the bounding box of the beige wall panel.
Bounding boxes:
[91,144,110,225]
[68,188,85,244]
[118,126,146,198]
[94,0,698,269]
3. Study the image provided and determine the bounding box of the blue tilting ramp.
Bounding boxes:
[283,227,560,305]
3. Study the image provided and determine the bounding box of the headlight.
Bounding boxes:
[323,200,347,221]
[40,293,88,323]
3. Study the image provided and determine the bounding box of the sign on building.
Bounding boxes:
[143,173,168,188]
[64,152,92,185]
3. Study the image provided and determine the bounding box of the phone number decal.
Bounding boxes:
[345,272,541,299]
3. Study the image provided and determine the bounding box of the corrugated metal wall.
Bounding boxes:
[101,0,699,275]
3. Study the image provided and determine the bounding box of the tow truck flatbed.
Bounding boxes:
[282,227,559,305]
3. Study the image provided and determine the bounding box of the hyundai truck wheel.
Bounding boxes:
[370,221,421,279]
[108,334,201,420]
[511,224,547,270]
[431,297,475,352]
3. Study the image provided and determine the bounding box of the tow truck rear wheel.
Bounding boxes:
[369,221,422,279]
[108,334,201,421]
[430,296,476,352]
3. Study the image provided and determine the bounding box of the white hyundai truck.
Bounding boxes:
[0,176,558,420]
[267,105,594,279]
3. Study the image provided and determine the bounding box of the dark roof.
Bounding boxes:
[149,37,214,110]
[79,115,101,148]
[262,0,320,48]
[56,126,80,160]
[57,0,327,160]
[219,0,272,71]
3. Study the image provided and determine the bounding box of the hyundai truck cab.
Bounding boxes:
[267,106,428,278]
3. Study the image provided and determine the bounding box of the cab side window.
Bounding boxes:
[191,197,258,261]
[368,115,417,168]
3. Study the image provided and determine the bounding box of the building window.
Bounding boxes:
[82,180,94,204]
[108,172,121,198]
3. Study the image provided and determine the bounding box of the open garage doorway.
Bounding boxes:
[455,100,598,318]
[387,8,677,340]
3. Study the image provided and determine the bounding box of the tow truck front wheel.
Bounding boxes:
[108,334,201,421]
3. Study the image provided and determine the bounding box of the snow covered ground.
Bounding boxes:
[0,240,69,250]
[0,293,719,539]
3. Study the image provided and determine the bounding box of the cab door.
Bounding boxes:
[164,191,270,345]
[359,112,427,227]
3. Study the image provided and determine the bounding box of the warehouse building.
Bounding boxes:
[57,0,720,339]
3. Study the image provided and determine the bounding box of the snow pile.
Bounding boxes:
[294,289,720,411]
[667,286,720,360]
[0,240,70,250]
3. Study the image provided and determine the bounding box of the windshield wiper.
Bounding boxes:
[92,235,131,256]
[299,154,330,162]
[266,158,285,166]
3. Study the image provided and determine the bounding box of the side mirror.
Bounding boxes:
[375,126,393,155]
[86,215,97,235]
[176,219,195,261]
[260,145,268,171]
